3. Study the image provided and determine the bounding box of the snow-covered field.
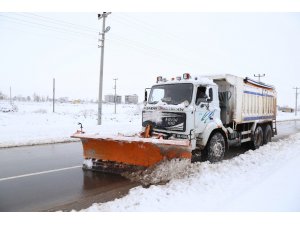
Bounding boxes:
[0,101,143,148]
[277,110,300,121]
[0,101,299,148]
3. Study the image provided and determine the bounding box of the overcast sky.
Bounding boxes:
[0,12,299,106]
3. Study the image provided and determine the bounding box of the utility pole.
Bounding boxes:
[294,87,300,116]
[97,12,111,125]
[53,78,55,113]
[113,78,118,114]
[9,86,12,104]
[254,74,265,82]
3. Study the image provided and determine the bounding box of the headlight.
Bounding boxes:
[172,133,188,139]
[183,100,189,107]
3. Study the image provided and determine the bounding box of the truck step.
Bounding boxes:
[241,137,251,143]
[241,130,251,135]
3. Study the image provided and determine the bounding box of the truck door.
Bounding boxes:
[194,86,215,133]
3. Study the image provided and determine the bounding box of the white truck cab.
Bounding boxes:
[143,73,277,162]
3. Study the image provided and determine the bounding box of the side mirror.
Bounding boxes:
[144,88,151,102]
[144,89,148,102]
[207,88,213,102]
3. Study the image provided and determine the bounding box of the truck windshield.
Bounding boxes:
[148,83,193,105]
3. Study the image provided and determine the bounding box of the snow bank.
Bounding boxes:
[83,133,300,212]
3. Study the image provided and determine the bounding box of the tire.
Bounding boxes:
[263,124,272,145]
[252,125,263,149]
[191,149,202,163]
[205,132,226,163]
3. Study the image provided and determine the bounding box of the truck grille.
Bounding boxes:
[142,111,186,132]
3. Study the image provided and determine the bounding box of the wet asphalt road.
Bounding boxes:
[0,120,299,212]
[0,142,139,212]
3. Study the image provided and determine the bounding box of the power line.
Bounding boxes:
[0,14,97,39]
[108,38,194,68]
[0,16,194,67]
[0,13,206,70]
[3,12,214,63]
[116,14,180,41]
[0,24,96,47]
[114,13,212,57]
[0,13,193,64]
[109,33,195,64]
[21,13,99,33]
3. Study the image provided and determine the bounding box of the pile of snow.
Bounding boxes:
[83,133,300,212]
[83,159,93,169]
[123,159,192,186]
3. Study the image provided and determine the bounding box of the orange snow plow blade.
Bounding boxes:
[71,132,192,174]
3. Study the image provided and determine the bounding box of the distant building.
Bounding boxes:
[125,94,138,104]
[280,107,294,113]
[72,99,82,104]
[58,97,69,103]
[0,91,7,100]
[104,94,122,104]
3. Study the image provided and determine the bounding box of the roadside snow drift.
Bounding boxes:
[83,133,300,212]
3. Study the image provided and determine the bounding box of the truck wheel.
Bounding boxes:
[252,126,263,149]
[191,149,202,163]
[206,132,226,163]
[263,124,272,144]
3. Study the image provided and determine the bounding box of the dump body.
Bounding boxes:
[207,74,277,125]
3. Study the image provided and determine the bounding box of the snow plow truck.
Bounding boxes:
[72,74,277,173]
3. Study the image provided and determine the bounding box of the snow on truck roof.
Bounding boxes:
[154,75,216,86]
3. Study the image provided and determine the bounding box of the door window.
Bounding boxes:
[195,86,208,105]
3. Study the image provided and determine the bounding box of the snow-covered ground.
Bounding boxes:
[0,101,299,148]
[83,133,300,211]
[0,101,142,148]
[277,110,300,122]
[1,101,300,212]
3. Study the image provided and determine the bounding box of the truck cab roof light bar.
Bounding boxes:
[157,76,163,83]
[183,73,191,80]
